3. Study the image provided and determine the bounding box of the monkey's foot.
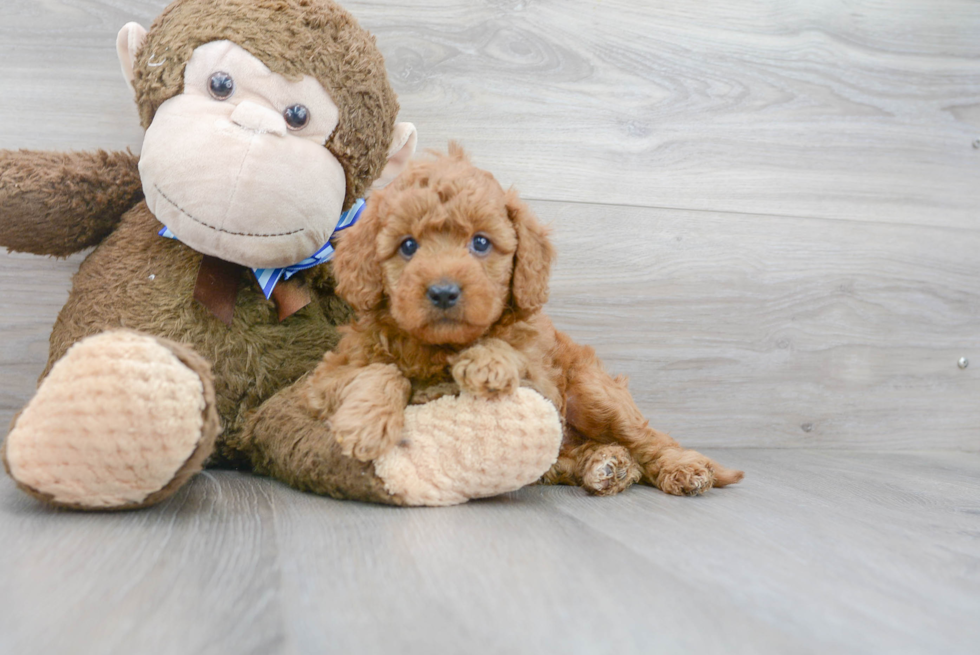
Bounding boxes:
[374,388,563,506]
[2,330,219,510]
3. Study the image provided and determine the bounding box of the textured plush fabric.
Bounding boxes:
[0,150,142,257]
[44,202,352,468]
[132,0,399,211]
[375,388,563,506]
[3,331,211,508]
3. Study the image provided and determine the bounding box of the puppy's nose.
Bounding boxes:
[427,283,461,310]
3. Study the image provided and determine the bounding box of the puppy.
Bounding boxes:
[307,145,743,496]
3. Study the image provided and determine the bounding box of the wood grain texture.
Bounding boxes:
[1,1,978,226]
[364,0,980,228]
[0,252,83,423]
[0,0,151,151]
[537,199,980,450]
[0,450,977,655]
[0,470,286,655]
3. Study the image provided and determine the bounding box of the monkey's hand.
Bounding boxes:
[0,149,143,256]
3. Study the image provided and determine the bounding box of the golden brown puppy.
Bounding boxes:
[307,145,744,496]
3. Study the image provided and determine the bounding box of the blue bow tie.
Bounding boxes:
[159,198,365,299]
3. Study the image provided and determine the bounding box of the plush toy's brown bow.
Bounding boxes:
[194,255,311,326]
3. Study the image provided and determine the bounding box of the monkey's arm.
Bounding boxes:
[0,149,143,256]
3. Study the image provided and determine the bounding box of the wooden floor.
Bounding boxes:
[1,449,978,655]
[1,1,979,653]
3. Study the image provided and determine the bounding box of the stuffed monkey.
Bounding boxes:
[0,0,562,509]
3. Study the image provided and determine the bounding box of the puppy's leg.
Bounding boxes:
[553,331,744,496]
[330,364,412,461]
[451,338,526,398]
[307,358,411,462]
[542,440,641,496]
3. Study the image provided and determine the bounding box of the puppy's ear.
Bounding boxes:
[506,189,555,316]
[332,197,385,312]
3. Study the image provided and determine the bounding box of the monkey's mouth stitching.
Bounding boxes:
[153,183,305,238]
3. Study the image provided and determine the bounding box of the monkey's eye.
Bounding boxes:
[399,237,418,259]
[208,72,235,100]
[470,234,492,256]
[283,104,310,130]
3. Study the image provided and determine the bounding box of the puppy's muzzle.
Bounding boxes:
[427,282,461,310]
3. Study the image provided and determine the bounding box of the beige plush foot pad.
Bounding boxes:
[3,331,209,509]
[374,388,563,506]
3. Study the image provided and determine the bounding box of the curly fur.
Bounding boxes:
[0,150,143,257]
[308,145,745,495]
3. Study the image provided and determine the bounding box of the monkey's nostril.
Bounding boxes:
[427,283,461,310]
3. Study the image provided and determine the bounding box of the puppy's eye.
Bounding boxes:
[208,72,235,100]
[470,234,492,256]
[283,104,310,130]
[399,237,418,259]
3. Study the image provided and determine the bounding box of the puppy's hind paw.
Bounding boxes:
[653,449,744,496]
[580,445,641,496]
[659,466,713,496]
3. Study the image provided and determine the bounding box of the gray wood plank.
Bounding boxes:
[537,200,980,451]
[0,449,977,655]
[0,0,151,151]
[265,467,804,655]
[541,448,980,655]
[1,1,978,228]
[0,251,82,417]
[0,471,286,655]
[367,0,980,228]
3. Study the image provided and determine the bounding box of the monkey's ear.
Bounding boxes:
[116,22,148,91]
[372,123,418,190]
[332,197,386,313]
[507,189,555,316]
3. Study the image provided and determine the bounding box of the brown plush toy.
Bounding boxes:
[0,0,563,509]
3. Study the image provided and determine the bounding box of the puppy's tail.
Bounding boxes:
[711,462,745,487]
[447,140,466,159]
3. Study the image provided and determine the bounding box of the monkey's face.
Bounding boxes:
[138,41,347,269]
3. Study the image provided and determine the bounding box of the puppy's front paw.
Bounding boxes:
[451,339,523,398]
[332,408,402,461]
[331,364,411,462]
